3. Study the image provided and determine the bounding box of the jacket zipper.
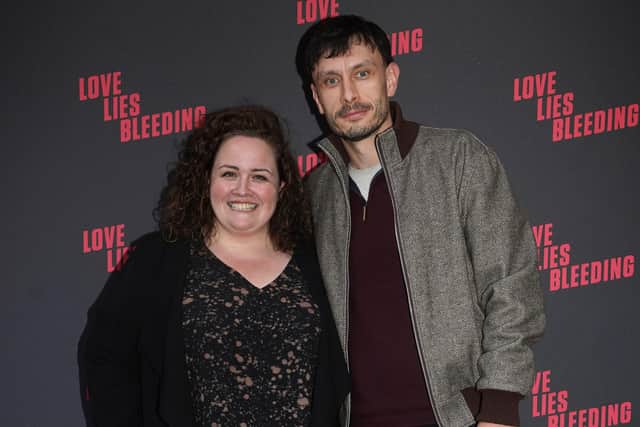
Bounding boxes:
[319,145,353,427]
[375,140,445,427]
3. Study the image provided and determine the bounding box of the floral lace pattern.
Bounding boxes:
[182,242,321,426]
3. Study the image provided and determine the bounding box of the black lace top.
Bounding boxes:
[182,242,322,427]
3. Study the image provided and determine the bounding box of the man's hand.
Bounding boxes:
[477,422,516,427]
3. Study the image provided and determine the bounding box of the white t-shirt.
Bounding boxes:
[348,163,382,201]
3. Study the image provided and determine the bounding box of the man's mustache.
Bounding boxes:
[336,103,372,118]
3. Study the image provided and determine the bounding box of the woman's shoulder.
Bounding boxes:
[95,231,190,302]
[129,231,188,258]
[292,238,319,262]
[291,239,323,284]
[130,230,166,251]
[116,231,190,281]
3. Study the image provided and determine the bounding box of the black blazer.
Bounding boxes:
[78,232,349,427]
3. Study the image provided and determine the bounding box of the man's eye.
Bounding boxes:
[355,70,369,79]
[324,77,339,86]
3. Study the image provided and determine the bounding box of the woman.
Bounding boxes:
[78,105,348,427]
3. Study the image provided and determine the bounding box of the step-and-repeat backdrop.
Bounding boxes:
[3,1,638,426]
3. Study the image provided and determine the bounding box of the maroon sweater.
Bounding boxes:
[348,174,437,427]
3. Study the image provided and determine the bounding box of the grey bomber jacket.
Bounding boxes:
[305,104,545,427]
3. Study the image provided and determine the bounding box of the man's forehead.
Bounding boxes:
[314,43,382,72]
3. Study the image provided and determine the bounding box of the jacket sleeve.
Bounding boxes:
[293,240,349,427]
[458,133,545,425]
[78,238,150,427]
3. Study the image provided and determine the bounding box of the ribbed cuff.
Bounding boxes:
[476,389,523,426]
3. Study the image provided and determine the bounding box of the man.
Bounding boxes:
[296,15,545,427]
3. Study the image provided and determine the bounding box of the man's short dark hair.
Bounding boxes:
[296,15,394,86]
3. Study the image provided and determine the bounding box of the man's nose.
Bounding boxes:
[342,78,358,104]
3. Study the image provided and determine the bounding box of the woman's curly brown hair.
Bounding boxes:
[154,105,311,252]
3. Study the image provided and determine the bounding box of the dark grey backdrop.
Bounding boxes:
[3,1,638,426]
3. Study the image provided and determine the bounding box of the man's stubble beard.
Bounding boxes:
[327,98,390,143]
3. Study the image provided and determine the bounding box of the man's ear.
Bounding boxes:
[385,62,400,97]
[310,83,325,115]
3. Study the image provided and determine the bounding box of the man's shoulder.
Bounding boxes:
[409,124,497,165]
[414,125,488,151]
[304,159,335,192]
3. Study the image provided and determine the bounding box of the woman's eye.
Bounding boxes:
[221,171,236,178]
[252,174,268,182]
